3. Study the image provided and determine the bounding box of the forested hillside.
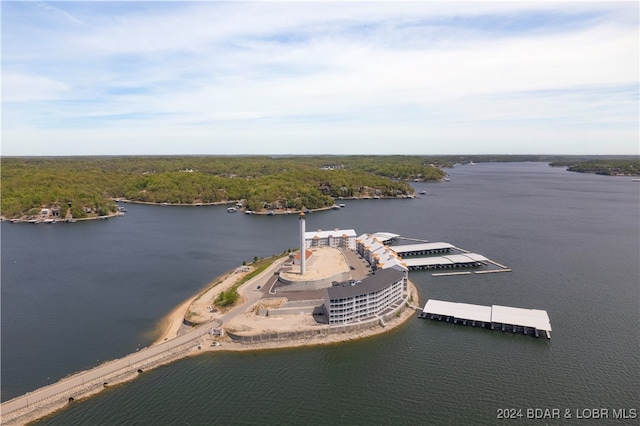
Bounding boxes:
[549,159,640,176]
[0,156,446,219]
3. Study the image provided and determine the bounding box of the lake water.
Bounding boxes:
[2,162,638,425]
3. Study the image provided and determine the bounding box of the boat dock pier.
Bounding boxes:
[386,241,510,275]
[393,236,431,244]
[418,299,551,339]
[402,253,491,270]
[390,242,454,256]
[431,271,472,277]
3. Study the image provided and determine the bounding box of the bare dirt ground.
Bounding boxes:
[154,248,419,351]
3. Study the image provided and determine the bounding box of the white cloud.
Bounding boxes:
[1,1,638,155]
[2,73,71,102]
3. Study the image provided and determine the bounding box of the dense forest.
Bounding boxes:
[549,159,640,176]
[0,156,446,219]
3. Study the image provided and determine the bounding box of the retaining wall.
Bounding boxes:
[277,271,350,291]
[227,291,410,344]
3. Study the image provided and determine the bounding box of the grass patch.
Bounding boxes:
[214,254,287,309]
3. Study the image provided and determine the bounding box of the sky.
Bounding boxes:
[1,1,638,156]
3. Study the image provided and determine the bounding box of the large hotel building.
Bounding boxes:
[303,231,408,325]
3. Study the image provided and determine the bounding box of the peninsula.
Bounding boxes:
[0,222,417,426]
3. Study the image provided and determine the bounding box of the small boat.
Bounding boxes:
[419,191,426,195]
[339,203,346,208]
[267,211,275,216]
[443,178,451,182]
[227,207,237,213]
[331,205,341,210]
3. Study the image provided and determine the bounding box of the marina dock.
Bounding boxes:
[386,240,510,274]
[389,242,454,256]
[402,253,490,270]
[418,299,551,339]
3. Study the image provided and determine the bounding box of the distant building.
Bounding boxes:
[323,268,405,325]
[305,228,357,250]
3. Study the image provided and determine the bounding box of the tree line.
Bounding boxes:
[0,156,447,219]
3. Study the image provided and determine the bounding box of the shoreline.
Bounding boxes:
[1,257,418,425]
[0,211,124,224]
[151,266,242,344]
[3,289,417,426]
[1,193,429,222]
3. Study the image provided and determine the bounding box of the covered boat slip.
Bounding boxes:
[402,253,489,270]
[419,299,552,339]
[389,242,455,256]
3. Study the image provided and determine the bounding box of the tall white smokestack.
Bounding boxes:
[299,212,306,275]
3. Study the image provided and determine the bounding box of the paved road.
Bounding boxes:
[1,323,214,417]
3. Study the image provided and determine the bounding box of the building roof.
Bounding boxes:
[326,268,405,300]
[423,299,552,331]
[402,253,488,268]
[390,242,454,253]
[371,232,399,243]
[423,299,492,322]
[491,305,552,332]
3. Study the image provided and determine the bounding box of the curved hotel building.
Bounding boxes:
[324,268,406,325]
[315,232,409,325]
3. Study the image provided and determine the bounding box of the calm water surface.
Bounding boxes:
[2,163,638,425]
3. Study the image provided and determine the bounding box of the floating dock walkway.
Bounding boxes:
[418,299,551,339]
[402,253,491,270]
[387,241,510,274]
[389,242,454,256]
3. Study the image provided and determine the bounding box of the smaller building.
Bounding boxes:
[324,268,405,325]
[305,228,357,250]
[357,233,408,277]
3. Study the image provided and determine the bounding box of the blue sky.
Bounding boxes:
[2,1,638,156]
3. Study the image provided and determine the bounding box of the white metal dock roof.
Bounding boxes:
[423,299,552,332]
[423,300,492,322]
[390,242,454,253]
[491,305,552,332]
[401,253,489,268]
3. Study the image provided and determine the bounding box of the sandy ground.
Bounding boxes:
[153,252,419,352]
[153,256,289,344]
[279,247,349,282]
[193,281,418,353]
[152,270,243,344]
